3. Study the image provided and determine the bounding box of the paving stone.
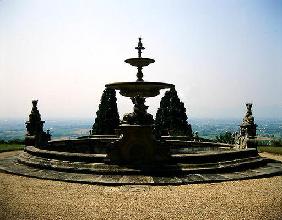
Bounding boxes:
[219,172,247,180]
[181,174,206,183]
[119,175,153,184]
[268,162,282,168]
[202,173,227,181]
[99,175,123,184]
[77,174,103,184]
[152,176,182,184]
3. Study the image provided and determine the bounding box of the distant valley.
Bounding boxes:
[0,118,281,141]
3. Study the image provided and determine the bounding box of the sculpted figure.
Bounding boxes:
[242,103,254,125]
[235,103,257,149]
[25,100,51,146]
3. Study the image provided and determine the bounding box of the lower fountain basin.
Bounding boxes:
[106,81,174,97]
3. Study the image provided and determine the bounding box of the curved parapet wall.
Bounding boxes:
[167,140,234,154]
[38,135,119,154]
[166,139,234,148]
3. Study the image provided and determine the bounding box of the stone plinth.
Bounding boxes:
[107,125,170,164]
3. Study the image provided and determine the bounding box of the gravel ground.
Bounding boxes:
[0,151,282,220]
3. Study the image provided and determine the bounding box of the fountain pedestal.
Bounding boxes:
[107,125,169,164]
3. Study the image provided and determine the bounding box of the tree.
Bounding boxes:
[155,87,192,137]
[92,88,120,135]
[216,131,235,144]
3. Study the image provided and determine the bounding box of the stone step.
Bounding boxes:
[25,146,107,163]
[18,151,268,175]
[1,154,280,185]
[26,145,259,165]
[171,148,259,163]
[179,157,268,173]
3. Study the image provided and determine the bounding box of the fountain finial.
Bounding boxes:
[125,38,155,81]
[135,37,145,58]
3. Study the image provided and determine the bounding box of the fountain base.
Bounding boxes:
[107,125,170,164]
[1,144,282,185]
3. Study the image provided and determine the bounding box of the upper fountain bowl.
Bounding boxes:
[125,58,155,68]
[106,81,174,98]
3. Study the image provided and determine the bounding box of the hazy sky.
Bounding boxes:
[0,0,281,120]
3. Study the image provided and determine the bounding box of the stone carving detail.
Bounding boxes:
[235,103,257,149]
[122,96,154,125]
[242,103,255,126]
[241,103,257,138]
[25,100,51,146]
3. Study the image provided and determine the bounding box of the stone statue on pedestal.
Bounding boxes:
[240,103,257,138]
[235,103,257,149]
[25,100,51,146]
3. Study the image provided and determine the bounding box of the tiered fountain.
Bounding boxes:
[106,38,173,164]
[0,38,281,185]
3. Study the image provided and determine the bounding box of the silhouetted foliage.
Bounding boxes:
[92,88,120,135]
[216,131,235,144]
[155,87,192,137]
[271,138,282,147]
[0,139,24,144]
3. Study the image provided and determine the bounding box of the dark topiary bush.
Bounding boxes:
[155,87,192,137]
[92,88,120,135]
[216,131,235,144]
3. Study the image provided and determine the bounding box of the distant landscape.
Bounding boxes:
[0,118,281,141]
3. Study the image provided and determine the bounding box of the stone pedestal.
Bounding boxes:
[25,100,51,147]
[240,124,257,138]
[235,103,257,149]
[107,125,170,164]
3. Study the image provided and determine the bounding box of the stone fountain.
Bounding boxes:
[106,38,173,164]
[0,38,281,185]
